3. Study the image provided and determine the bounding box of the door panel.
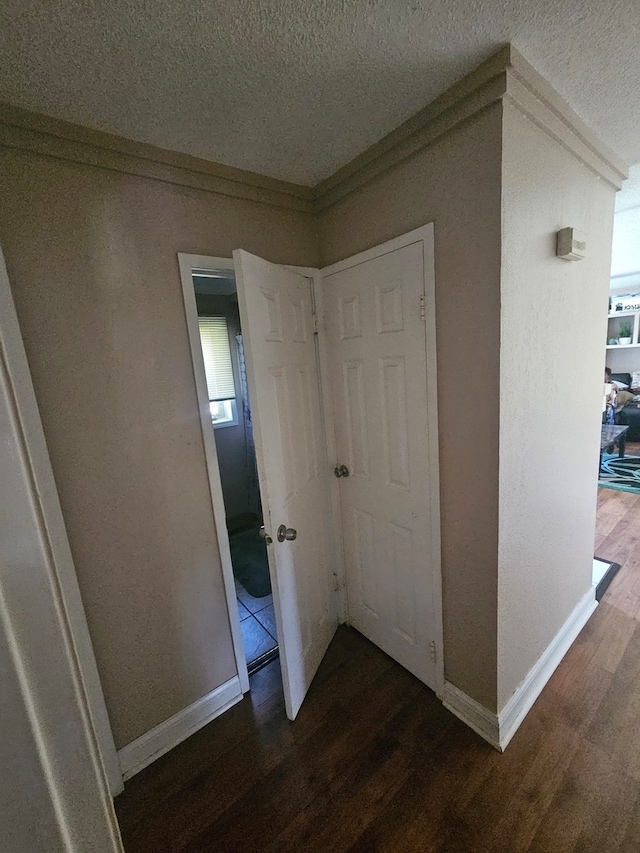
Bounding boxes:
[233,250,337,719]
[323,238,439,689]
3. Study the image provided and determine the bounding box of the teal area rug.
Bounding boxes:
[599,454,640,495]
[229,527,272,598]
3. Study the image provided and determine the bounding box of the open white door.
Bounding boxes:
[233,250,337,719]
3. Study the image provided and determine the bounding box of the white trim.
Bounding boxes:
[419,225,444,698]
[118,677,242,781]
[320,225,445,695]
[498,587,597,750]
[443,587,598,751]
[442,682,501,750]
[0,248,122,796]
[0,245,123,849]
[177,253,249,695]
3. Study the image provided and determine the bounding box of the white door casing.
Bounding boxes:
[0,245,124,848]
[322,226,443,693]
[0,246,123,798]
[178,253,250,696]
[234,250,338,719]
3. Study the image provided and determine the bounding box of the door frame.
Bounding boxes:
[0,246,123,797]
[178,227,444,698]
[180,254,344,709]
[0,243,124,844]
[177,253,250,694]
[320,224,444,696]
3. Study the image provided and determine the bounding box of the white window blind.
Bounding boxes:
[198,316,236,401]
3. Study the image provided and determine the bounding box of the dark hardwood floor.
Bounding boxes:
[115,487,640,852]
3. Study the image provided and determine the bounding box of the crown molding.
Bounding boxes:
[504,46,627,191]
[0,102,315,214]
[312,44,628,210]
[0,45,628,216]
[312,46,512,210]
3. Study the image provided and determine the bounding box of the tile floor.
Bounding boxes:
[235,579,277,665]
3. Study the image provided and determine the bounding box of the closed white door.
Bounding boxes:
[233,250,337,719]
[322,229,441,689]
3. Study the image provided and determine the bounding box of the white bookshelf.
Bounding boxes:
[606,309,640,350]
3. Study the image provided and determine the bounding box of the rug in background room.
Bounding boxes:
[229,527,272,598]
[599,454,640,495]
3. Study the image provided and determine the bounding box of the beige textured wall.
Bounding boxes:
[318,105,504,710]
[0,146,318,747]
[497,106,617,710]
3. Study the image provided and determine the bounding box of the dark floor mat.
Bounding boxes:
[229,528,272,598]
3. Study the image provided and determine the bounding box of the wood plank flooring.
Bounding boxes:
[115,487,640,852]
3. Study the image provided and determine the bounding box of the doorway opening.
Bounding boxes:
[594,361,636,599]
[191,267,279,675]
[179,231,442,724]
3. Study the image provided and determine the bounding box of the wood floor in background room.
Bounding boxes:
[115,489,640,852]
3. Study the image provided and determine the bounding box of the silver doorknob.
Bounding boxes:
[277,524,297,542]
[258,525,273,544]
[334,464,349,478]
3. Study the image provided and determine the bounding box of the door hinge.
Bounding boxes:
[333,573,340,592]
[420,294,426,322]
[313,313,320,335]
[429,640,437,663]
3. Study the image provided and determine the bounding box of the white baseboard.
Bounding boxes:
[442,587,598,752]
[442,682,500,750]
[498,587,597,750]
[118,676,242,781]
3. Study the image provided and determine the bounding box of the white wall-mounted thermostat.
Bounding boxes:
[556,227,586,261]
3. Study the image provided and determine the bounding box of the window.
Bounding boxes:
[198,316,238,427]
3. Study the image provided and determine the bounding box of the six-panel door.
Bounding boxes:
[323,239,438,689]
[233,250,337,719]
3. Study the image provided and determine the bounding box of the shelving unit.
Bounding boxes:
[606,309,640,350]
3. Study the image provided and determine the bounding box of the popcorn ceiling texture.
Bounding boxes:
[0,0,639,184]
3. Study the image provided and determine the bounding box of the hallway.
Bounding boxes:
[115,489,640,852]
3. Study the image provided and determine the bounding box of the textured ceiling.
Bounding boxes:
[0,0,639,185]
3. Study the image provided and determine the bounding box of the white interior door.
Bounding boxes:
[322,227,442,691]
[233,250,338,719]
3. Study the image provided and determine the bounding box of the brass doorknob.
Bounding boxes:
[277,524,297,542]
